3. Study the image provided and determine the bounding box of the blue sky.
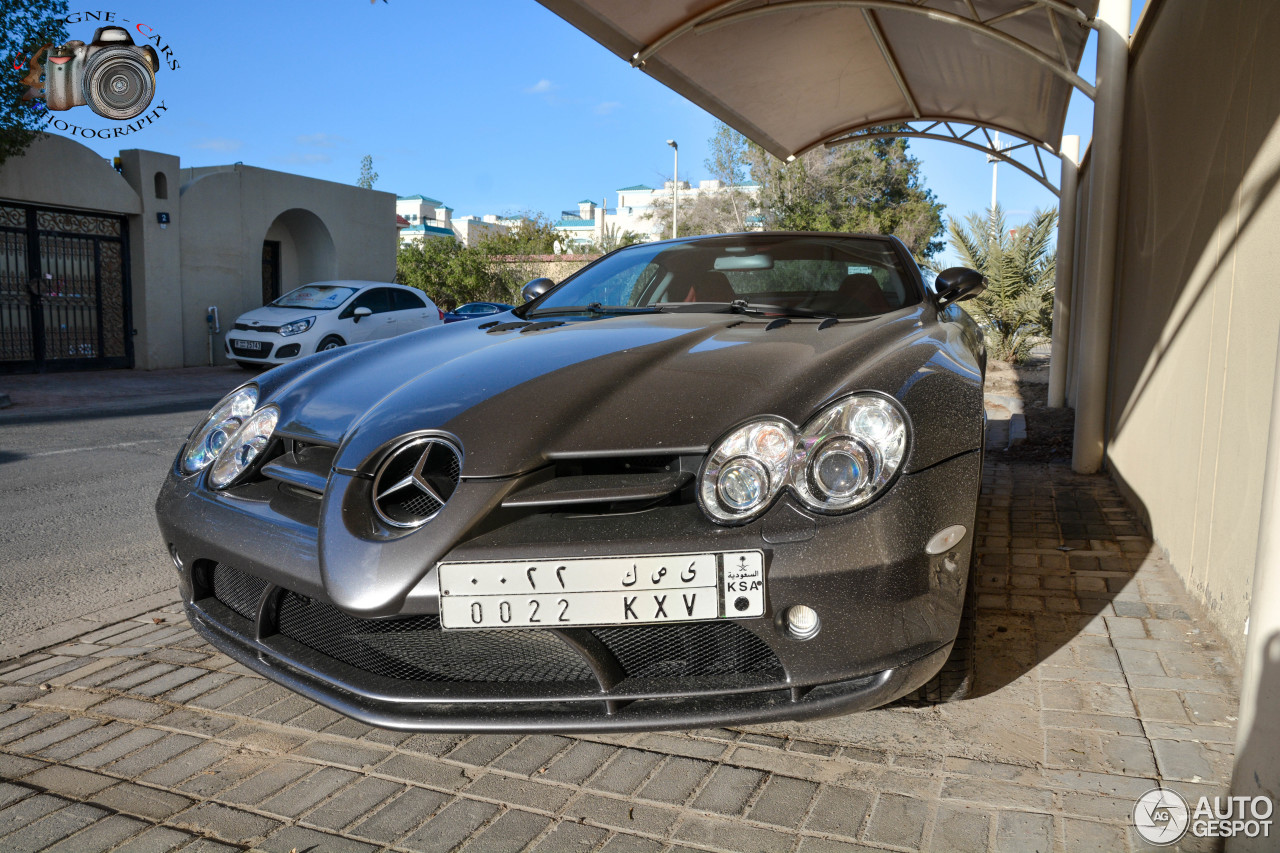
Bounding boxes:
[52,1,1145,261]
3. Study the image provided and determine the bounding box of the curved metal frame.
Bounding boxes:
[632,0,1097,101]
[816,118,1062,196]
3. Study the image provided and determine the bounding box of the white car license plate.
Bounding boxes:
[437,551,765,630]
[233,339,263,351]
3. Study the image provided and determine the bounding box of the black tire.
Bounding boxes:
[317,335,345,353]
[904,544,977,704]
[235,361,259,371]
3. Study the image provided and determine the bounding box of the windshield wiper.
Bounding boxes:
[726,300,837,319]
[529,303,665,318]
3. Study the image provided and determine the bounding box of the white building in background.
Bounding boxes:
[553,180,762,248]
[395,194,514,247]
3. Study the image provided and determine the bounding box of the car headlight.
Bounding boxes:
[180,385,258,474]
[697,394,908,524]
[209,405,279,489]
[279,317,314,336]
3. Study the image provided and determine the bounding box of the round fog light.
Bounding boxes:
[785,605,821,640]
[716,456,769,513]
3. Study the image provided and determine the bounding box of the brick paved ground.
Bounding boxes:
[0,459,1239,852]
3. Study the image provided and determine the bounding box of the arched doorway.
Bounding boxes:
[260,208,336,304]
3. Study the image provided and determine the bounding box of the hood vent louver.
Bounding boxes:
[764,318,791,331]
[478,321,500,329]
[818,317,840,330]
[521,321,565,333]
[486,321,532,334]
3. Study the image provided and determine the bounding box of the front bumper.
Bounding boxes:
[225,330,308,364]
[159,449,981,731]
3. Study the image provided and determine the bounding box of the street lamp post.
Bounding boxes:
[667,139,678,239]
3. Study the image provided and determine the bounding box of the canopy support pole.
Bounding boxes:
[1071,0,1130,473]
[1048,135,1079,409]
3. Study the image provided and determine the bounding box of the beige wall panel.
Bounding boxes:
[1107,0,1280,658]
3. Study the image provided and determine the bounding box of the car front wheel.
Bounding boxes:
[317,335,345,353]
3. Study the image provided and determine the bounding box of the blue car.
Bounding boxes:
[443,301,514,323]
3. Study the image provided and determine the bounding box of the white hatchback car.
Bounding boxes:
[225,281,442,368]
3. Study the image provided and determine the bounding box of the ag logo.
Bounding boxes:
[1134,788,1190,845]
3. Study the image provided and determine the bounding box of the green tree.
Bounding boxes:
[746,129,945,260]
[947,204,1058,363]
[1,0,69,167]
[588,223,645,254]
[357,154,378,189]
[395,238,516,311]
[476,211,558,256]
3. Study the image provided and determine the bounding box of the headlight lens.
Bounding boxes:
[698,394,908,524]
[209,405,279,489]
[279,317,315,336]
[698,418,794,524]
[181,386,258,474]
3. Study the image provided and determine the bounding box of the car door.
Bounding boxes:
[339,287,394,343]
[390,288,435,333]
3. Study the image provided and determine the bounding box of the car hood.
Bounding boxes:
[262,308,980,478]
[234,305,327,327]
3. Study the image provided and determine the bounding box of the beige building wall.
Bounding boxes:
[1102,0,1280,659]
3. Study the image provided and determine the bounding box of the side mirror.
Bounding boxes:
[521,277,555,303]
[353,306,373,323]
[934,267,986,305]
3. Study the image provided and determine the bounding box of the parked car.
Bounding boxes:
[225,281,442,369]
[157,233,987,733]
[443,301,515,323]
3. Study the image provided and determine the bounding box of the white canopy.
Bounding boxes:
[536,0,1098,159]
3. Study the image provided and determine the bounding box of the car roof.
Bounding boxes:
[300,281,406,290]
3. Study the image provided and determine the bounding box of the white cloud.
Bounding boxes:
[595,101,621,115]
[525,79,554,94]
[278,152,332,165]
[296,132,346,147]
[193,137,242,151]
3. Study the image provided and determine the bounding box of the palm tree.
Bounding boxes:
[946,204,1057,363]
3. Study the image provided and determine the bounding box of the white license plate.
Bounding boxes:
[438,551,765,630]
[233,339,263,351]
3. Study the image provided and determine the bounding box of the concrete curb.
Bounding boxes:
[0,393,220,426]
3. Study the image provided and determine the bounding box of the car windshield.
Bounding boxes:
[272,285,358,310]
[529,235,920,318]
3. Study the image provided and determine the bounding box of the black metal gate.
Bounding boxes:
[0,202,133,374]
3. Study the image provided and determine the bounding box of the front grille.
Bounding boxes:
[233,322,280,332]
[594,623,782,679]
[229,339,273,358]
[211,562,269,620]
[276,593,596,683]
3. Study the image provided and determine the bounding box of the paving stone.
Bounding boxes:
[91,782,192,821]
[170,801,280,844]
[442,805,545,853]
[219,760,313,806]
[104,732,201,777]
[175,755,268,798]
[930,803,992,852]
[128,666,207,698]
[138,740,231,788]
[491,735,572,776]
[31,721,127,762]
[1,801,106,853]
[635,733,730,760]
[1061,817,1128,852]
[587,748,665,796]
[528,818,610,852]
[159,671,235,705]
[5,716,101,754]
[67,726,166,769]
[374,752,469,791]
[748,775,818,827]
[805,785,873,838]
[673,813,795,853]
[348,785,447,843]
[596,835,666,853]
[993,811,1054,853]
[941,776,1054,811]
[254,824,378,853]
[187,677,263,711]
[23,765,115,798]
[541,740,617,785]
[690,764,766,816]
[0,711,64,746]
[290,737,390,770]
[1182,690,1236,725]
[42,813,147,853]
[465,771,575,813]
[302,776,403,832]
[260,766,356,818]
[253,694,317,725]
[103,663,178,692]
[27,688,106,712]
[0,781,36,810]
[1150,738,1222,782]
[567,792,681,836]
[864,792,931,848]
[636,756,712,805]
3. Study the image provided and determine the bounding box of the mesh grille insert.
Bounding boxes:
[211,563,269,621]
[592,623,782,679]
[275,593,596,683]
